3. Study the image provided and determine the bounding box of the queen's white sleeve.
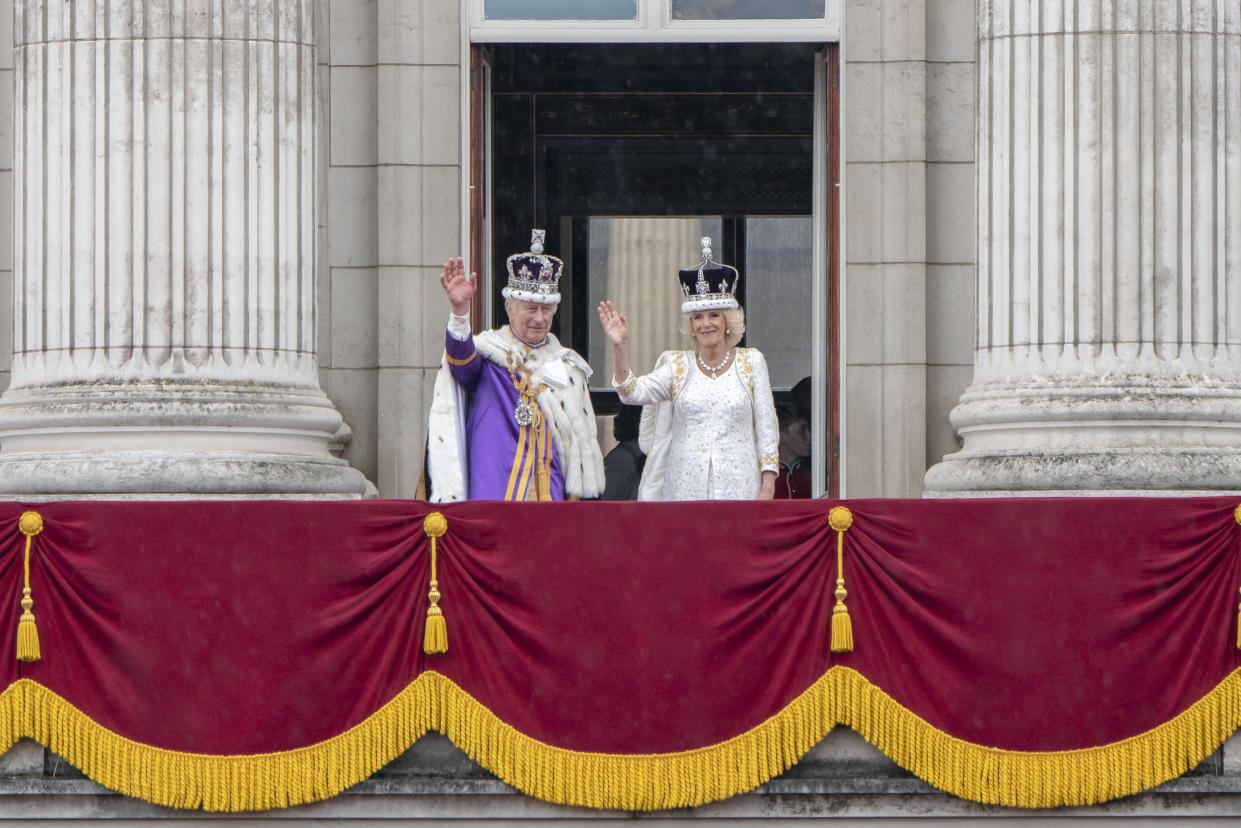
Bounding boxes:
[612,351,677,405]
[750,351,780,473]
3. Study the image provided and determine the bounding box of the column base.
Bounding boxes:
[924,448,1241,497]
[0,380,374,499]
[0,452,372,499]
[924,377,1241,496]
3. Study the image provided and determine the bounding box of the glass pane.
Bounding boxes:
[743,217,813,390]
[485,0,637,20]
[671,0,825,19]
[587,217,723,390]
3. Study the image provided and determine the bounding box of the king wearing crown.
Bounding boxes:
[426,231,605,502]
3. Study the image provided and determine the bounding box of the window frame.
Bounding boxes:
[468,0,840,43]
[465,43,842,497]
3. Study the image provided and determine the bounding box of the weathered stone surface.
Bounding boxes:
[3,733,1241,821]
[926,1,1241,496]
[3,0,370,497]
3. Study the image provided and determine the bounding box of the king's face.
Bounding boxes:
[506,300,557,347]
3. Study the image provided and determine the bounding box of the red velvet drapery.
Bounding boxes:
[0,497,1236,810]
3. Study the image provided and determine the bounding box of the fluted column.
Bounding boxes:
[925,0,1241,494]
[0,0,368,496]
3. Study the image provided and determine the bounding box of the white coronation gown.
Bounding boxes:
[614,349,779,501]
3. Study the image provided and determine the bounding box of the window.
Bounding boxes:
[470,0,839,40]
[484,0,637,20]
[670,0,826,19]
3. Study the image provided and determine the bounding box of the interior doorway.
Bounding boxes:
[469,42,839,496]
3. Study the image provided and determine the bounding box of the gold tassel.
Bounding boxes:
[16,511,44,663]
[423,512,448,655]
[828,506,853,654]
[1234,504,1241,649]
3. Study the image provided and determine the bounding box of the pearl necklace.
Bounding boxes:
[697,348,732,378]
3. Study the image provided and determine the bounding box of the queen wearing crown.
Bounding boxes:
[427,231,604,502]
[598,237,779,501]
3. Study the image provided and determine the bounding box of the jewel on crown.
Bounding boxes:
[677,235,741,313]
[503,229,564,305]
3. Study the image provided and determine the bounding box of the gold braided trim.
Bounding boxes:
[0,667,1237,811]
[443,349,478,366]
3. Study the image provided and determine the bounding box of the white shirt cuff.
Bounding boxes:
[447,313,472,341]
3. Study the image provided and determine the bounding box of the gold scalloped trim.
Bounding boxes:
[0,667,1236,811]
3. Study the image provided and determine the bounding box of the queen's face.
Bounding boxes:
[689,310,727,350]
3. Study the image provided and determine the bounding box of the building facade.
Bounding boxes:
[0,0,1240,823]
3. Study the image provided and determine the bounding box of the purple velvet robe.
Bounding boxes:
[445,329,565,500]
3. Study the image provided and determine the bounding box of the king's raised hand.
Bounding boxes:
[440,257,476,316]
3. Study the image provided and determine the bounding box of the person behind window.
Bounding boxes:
[601,405,646,500]
[426,230,604,502]
[597,242,778,500]
[774,402,811,499]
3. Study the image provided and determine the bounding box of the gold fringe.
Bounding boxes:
[0,666,1237,812]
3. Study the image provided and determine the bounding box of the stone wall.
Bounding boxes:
[842,0,975,497]
[309,0,976,499]
[319,0,461,497]
[0,733,1240,822]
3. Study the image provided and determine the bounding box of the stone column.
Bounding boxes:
[0,0,369,496]
[925,0,1241,495]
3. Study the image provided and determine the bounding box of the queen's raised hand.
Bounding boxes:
[597,301,630,348]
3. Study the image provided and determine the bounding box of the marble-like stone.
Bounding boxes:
[329,166,381,267]
[844,62,884,163]
[419,66,460,166]
[1,0,371,497]
[330,268,379,368]
[378,65,424,165]
[420,165,461,265]
[844,0,884,62]
[420,0,460,63]
[880,161,928,262]
[320,366,380,486]
[880,61,927,162]
[0,740,42,776]
[925,162,973,264]
[926,0,1241,495]
[926,62,974,163]
[329,0,378,66]
[376,165,423,267]
[377,366,433,498]
[844,364,884,498]
[377,0,423,65]
[846,264,927,365]
[330,67,379,166]
[926,0,976,62]
[925,364,971,467]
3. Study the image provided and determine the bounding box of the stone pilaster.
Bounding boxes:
[926,0,1241,495]
[0,0,368,496]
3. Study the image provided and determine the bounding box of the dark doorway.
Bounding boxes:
[469,42,839,496]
